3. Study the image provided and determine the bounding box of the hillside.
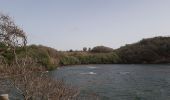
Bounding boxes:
[117,36,170,63]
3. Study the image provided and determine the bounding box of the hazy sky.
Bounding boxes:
[0,0,170,50]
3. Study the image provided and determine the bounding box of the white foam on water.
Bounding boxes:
[87,66,97,69]
[80,72,97,75]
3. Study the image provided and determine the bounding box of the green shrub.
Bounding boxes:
[91,46,113,53]
[60,56,80,65]
[73,52,121,64]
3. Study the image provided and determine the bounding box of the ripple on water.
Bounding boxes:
[87,66,97,69]
[80,72,97,75]
[52,64,170,100]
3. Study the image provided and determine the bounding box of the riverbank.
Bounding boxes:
[1,36,170,71]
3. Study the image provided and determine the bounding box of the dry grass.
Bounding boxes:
[0,57,79,100]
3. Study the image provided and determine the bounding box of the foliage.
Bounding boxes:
[24,45,60,70]
[91,46,114,53]
[0,44,59,70]
[117,36,170,63]
[2,36,170,68]
[59,52,121,65]
[83,47,87,52]
[78,52,121,64]
[60,56,80,65]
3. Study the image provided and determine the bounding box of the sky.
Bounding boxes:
[0,0,170,50]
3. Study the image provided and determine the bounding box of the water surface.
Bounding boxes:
[51,64,170,100]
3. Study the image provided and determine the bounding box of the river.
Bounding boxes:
[51,64,170,100]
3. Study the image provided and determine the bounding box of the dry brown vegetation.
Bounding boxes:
[0,13,78,100]
[0,60,78,100]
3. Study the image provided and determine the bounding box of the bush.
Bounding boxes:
[60,56,80,65]
[91,46,113,53]
[69,52,121,65]
[12,45,58,70]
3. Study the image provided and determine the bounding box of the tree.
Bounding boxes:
[0,13,27,65]
[0,13,27,48]
[91,46,113,53]
[83,47,87,52]
[0,13,78,100]
[88,48,91,52]
[69,49,73,52]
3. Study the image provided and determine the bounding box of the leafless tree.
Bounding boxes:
[0,13,78,100]
[0,12,27,65]
[0,13,27,47]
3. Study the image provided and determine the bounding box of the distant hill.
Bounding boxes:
[117,36,170,63]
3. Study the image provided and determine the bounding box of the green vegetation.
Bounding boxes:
[60,56,80,65]
[0,44,60,70]
[117,36,170,64]
[60,52,121,65]
[91,46,114,53]
[1,36,170,70]
[77,52,120,64]
[25,45,61,70]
